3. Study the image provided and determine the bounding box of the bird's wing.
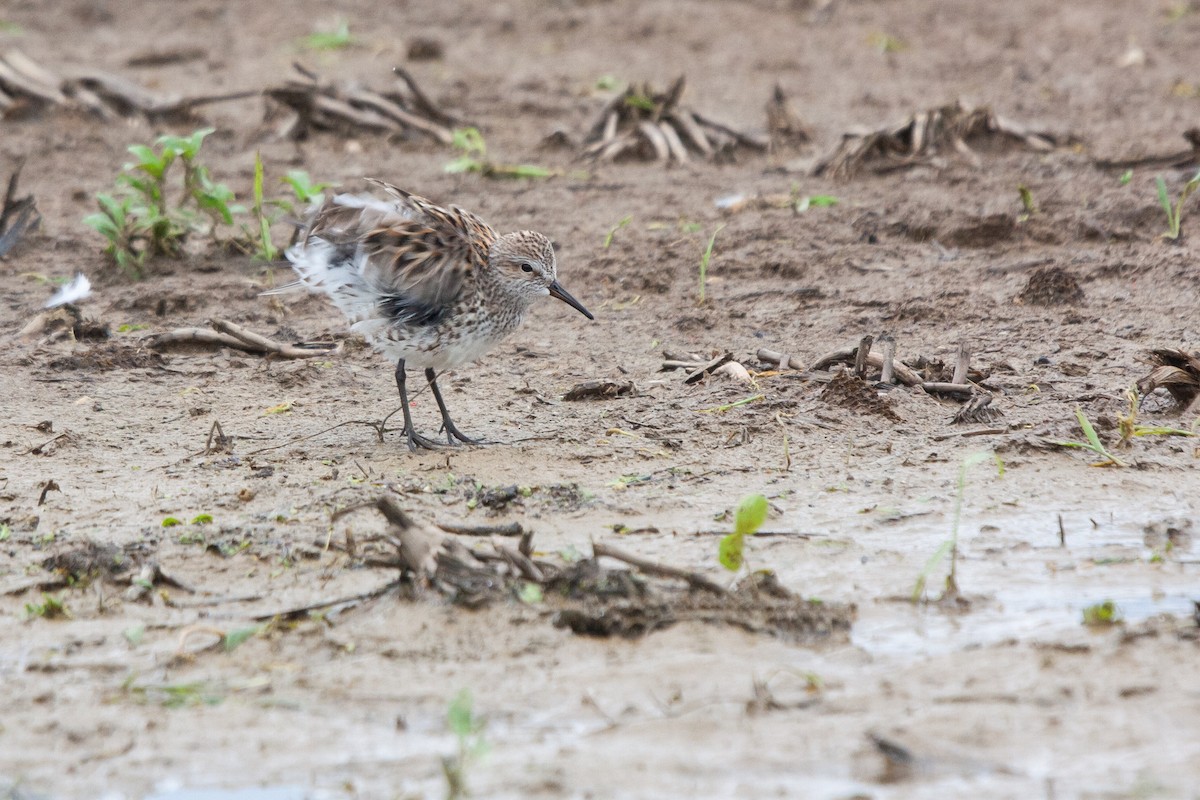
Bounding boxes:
[305,181,497,321]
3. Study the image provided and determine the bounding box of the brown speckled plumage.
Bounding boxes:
[283,180,594,451]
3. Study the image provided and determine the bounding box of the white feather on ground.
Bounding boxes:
[45,274,92,308]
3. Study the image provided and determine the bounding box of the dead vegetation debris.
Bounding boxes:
[0,161,40,258]
[582,76,768,165]
[264,63,465,143]
[0,49,253,121]
[18,305,109,345]
[147,317,339,359]
[45,342,163,372]
[562,380,637,401]
[1137,349,1200,410]
[814,100,1067,179]
[313,497,852,640]
[765,84,812,151]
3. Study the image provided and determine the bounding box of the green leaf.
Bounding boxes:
[223,625,261,651]
[517,582,543,604]
[282,170,329,204]
[299,19,354,50]
[447,690,477,737]
[161,516,183,528]
[718,532,745,571]
[1082,600,1121,627]
[444,155,482,175]
[123,625,145,646]
[190,513,214,525]
[1075,408,1103,451]
[83,213,118,239]
[734,494,768,537]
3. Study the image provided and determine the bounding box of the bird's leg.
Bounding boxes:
[425,368,483,445]
[394,360,444,451]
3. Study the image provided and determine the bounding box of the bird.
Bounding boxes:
[278,180,594,451]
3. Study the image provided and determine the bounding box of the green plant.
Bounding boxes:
[442,690,489,800]
[719,494,769,572]
[249,153,277,261]
[1051,408,1127,467]
[1117,386,1198,447]
[697,224,724,304]
[1119,169,1133,186]
[912,451,1001,602]
[1018,185,1037,218]
[298,18,354,51]
[789,187,839,212]
[1155,170,1200,241]
[25,593,70,619]
[1082,600,1121,627]
[603,215,632,248]
[240,165,329,261]
[444,127,554,179]
[84,128,242,277]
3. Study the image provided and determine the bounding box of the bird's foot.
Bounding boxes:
[404,427,449,452]
[440,417,484,446]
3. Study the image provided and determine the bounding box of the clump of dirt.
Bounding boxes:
[551,565,853,640]
[45,343,165,371]
[1017,267,1085,306]
[820,370,900,420]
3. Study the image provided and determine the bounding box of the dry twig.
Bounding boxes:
[265,63,463,143]
[147,318,338,359]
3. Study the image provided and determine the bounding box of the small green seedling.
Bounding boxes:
[697,224,724,305]
[443,690,489,800]
[223,625,264,652]
[25,593,70,620]
[161,516,183,528]
[603,215,632,248]
[84,128,242,277]
[1051,408,1127,467]
[299,18,354,51]
[719,493,769,572]
[794,194,839,212]
[1156,170,1200,241]
[1018,185,1037,218]
[912,451,1002,602]
[696,394,764,414]
[250,152,277,261]
[1117,386,1198,448]
[1082,600,1121,627]
[1119,169,1133,186]
[190,513,214,525]
[444,127,554,179]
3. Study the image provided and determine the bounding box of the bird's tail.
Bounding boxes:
[277,238,380,324]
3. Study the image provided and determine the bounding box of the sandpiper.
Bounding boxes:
[280,180,594,451]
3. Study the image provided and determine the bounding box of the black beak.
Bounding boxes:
[549,280,595,320]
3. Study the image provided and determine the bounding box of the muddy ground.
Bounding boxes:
[2,1,1199,798]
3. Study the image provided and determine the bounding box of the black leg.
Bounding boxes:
[425,368,482,445]
[395,360,443,451]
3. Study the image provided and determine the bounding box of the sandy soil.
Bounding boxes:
[2,1,1199,798]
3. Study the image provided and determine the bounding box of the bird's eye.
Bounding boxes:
[520,262,535,273]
